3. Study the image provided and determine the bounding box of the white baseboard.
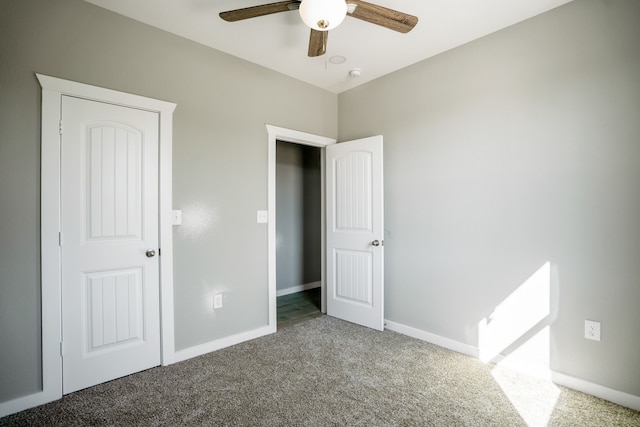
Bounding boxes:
[171,325,273,364]
[384,319,640,411]
[4,319,638,417]
[384,319,479,358]
[0,389,56,419]
[552,371,640,411]
[0,325,274,418]
[276,281,321,297]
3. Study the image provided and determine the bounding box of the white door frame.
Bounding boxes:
[37,74,176,407]
[266,125,336,331]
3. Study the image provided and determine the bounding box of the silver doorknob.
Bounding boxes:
[372,240,380,247]
[146,249,156,258]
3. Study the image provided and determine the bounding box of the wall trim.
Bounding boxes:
[384,319,640,412]
[0,74,178,419]
[276,281,322,297]
[551,371,640,412]
[172,326,272,364]
[384,320,479,358]
[0,392,54,419]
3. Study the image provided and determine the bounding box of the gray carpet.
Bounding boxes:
[2,316,639,426]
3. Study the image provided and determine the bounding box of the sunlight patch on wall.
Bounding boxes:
[179,202,220,240]
[478,262,558,426]
[495,326,552,380]
[478,262,551,363]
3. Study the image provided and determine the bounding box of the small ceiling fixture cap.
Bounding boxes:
[349,68,362,78]
[329,55,347,64]
[299,0,347,31]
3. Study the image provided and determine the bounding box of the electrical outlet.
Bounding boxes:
[585,320,601,341]
[213,294,223,309]
[257,210,268,224]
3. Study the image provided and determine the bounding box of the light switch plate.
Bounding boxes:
[172,210,182,225]
[257,210,268,224]
[213,294,223,309]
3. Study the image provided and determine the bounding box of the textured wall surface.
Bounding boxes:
[2,0,638,409]
[0,0,336,403]
[339,0,640,397]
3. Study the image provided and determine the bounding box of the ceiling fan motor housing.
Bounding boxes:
[299,0,348,31]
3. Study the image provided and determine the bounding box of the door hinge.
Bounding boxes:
[158,248,161,256]
[59,232,61,246]
[60,342,63,357]
[59,120,63,135]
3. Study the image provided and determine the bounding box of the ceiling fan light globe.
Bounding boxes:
[299,0,347,31]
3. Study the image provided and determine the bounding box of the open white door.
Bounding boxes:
[326,136,384,331]
[61,95,161,393]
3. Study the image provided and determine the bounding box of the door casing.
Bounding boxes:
[266,125,336,331]
[38,74,177,405]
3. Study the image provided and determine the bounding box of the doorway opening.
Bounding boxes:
[275,141,323,329]
[265,125,336,333]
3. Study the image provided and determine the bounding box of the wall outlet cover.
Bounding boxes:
[585,320,601,341]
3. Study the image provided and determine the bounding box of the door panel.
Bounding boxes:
[326,136,384,331]
[335,249,372,304]
[85,268,144,350]
[86,124,143,240]
[61,96,161,394]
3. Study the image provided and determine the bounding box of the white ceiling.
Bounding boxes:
[85,0,573,93]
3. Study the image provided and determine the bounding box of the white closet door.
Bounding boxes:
[61,95,161,393]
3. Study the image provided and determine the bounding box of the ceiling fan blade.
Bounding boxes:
[220,1,300,22]
[346,0,418,33]
[308,29,328,57]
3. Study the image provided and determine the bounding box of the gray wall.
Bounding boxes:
[0,0,336,403]
[339,0,640,396]
[2,0,639,408]
[276,141,322,291]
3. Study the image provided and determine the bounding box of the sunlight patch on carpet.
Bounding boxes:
[491,361,561,427]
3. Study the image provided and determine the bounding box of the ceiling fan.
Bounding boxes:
[219,0,418,57]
